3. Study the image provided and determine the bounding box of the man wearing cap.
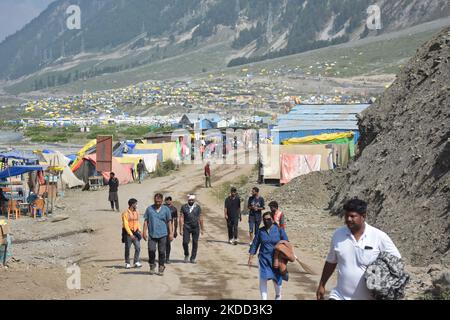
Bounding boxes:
[180,195,204,263]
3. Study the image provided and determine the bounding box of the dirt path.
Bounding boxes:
[58,159,327,300]
[1,155,335,300]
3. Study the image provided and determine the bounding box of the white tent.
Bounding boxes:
[42,151,84,188]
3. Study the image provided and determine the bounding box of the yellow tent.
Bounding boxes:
[70,139,97,169]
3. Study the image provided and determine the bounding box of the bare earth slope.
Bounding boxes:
[329,27,450,266]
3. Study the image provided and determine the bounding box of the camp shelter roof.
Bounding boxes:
[81,154,132,185]
[0,150,39,161]
[0,165,44,179]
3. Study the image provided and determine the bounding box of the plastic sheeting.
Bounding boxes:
[134,142,178,162]
[260,144,332,180]
[41,151,84,188]
[0,166,44,179]
[280,154,321,184]
[282,131,354,145]
[129,148,163,162]
[120,154,158,173]
[72,155,132,185]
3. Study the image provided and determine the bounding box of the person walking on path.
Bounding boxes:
[269,201,286,229]
[248,211,289,300]
[180,195,204,263]
[316,198,401,300]
[121,198,142,269]
[204,162,212,188]
[224,187,241,245]
[108,172,120,211]
[247,187,265,244]
[137,159,145,184]
[143,193,174,275]
[164,196,178,264]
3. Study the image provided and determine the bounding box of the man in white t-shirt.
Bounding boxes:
[316,198,401,300]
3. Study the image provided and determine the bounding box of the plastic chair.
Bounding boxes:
[31,198,46,219]
[7,200,20,220]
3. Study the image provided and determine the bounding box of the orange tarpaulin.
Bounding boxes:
[73,154,132,185]
[280,154,321,184]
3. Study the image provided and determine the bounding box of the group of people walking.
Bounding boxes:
[121,193,204,275]
[113,165,403,300]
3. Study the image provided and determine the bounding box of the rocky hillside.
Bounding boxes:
[0,0,449,85]
[329,26,450,267]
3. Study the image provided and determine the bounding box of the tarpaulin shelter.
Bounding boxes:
[0,150,39,163]
[40,151,84,188]
[115,154,158,173]
[70,139,97,170]
[133,142,177,162]
[259,144,332,181]
[0,166,44,179]
[281,131,355,166]
[129,149,163,162]
[72,154,132,185]
[280,154,321,184]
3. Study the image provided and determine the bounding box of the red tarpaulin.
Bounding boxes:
[280,154,321,184]
[96,136,113,172]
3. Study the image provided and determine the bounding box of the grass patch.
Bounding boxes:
[151,160,177,177]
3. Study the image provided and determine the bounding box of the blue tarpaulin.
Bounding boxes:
[0,150,39,161]
[0,166,43,179]
[129,149,163,162]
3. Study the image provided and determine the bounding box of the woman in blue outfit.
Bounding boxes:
[248,211,289,300]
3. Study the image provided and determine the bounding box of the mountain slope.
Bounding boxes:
[0,0,449,90]
[329,26,450,266]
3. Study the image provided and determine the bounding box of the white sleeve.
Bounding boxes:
[326,233,338,263]
[380,232,401,258]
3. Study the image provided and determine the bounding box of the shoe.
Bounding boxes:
[184,256,189,263]
[275,295,282,300]
[190,258,197,264]
[166,259,171,264]
[134,262,142,268]
[233,240,238,245]
[229,239,233,244]
[158,265,165,275]
[125,263,131,269]
[149,264,156,274]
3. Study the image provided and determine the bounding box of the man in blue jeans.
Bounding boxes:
[247,187,265,245]
[143,193,173,275]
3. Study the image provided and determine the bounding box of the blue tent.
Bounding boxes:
[0,166,44,179]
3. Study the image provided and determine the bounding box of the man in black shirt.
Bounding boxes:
[180,195,204,263]
[224,187,241,245]
[247,186,265,244]
[164,196,178,264]
[108,172,120,211]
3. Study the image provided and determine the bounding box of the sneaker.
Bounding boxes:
[125,263,131,269]
[134,262,142,268]
[190,258,197,264]
[158,265,165,275]
[184,256,189,263]
[166,259,171,264]
[275,295,282,300]
[228,239,233,244]
[233,240,238,245]
[149,264,156,274]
